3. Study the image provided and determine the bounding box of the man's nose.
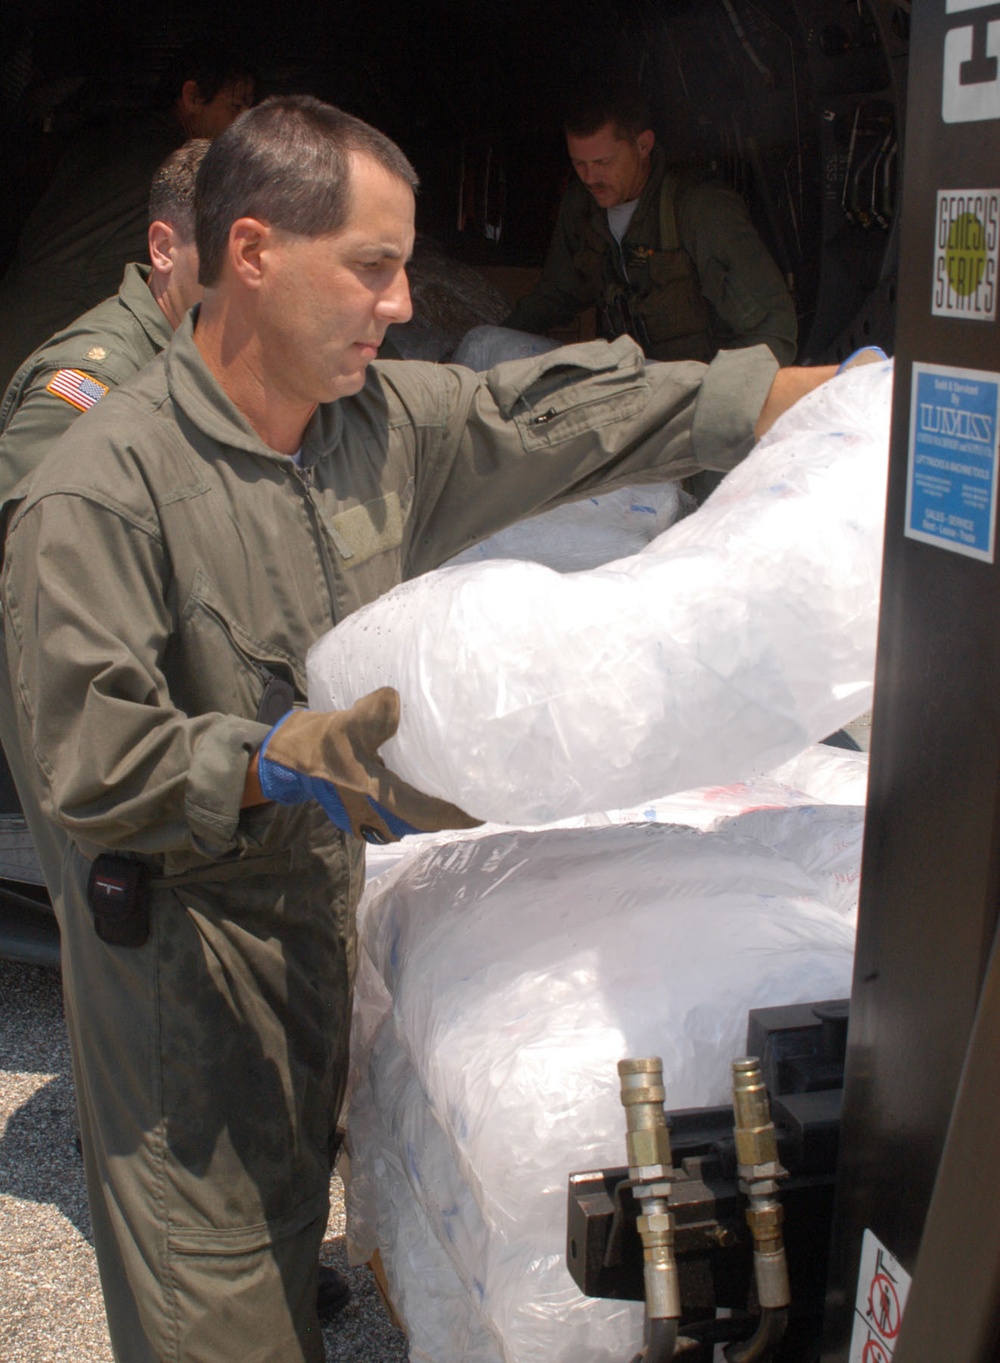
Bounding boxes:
[377,269,413,325]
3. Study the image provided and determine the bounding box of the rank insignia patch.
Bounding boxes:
[45,369,110,412]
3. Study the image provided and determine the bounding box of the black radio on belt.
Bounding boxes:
[87,854,151,947]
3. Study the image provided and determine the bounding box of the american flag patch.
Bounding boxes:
[45,368,109,412]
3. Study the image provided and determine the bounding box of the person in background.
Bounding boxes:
[1,94,838,1363]
[0,38,254,391]
[0,138,208,499]
[503,87,798,366]
[0,134,211,1051]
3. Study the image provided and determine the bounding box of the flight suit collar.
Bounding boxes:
[164,310,346,463]
[118,262,174,355]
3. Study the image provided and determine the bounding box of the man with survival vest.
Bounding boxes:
[503,88,798,365]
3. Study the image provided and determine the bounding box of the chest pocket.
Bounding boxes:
[174,571,304,722]
[328,489,405,569]
[572,219,611,295]
[642,247,714,361]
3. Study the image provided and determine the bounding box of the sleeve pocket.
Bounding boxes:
[485,336,648,450]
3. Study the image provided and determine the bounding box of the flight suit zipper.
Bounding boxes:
[290,459,351,621]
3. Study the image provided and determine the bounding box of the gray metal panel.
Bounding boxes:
[891,923,1000,1363]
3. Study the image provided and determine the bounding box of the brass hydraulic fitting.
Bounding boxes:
[730,1057,791,1312]
[618,1057,674,1176]
[619,1057,681,1323]
[731,1056,781,1173]
[745,1199,785,1249]
[636,1198,682,1320]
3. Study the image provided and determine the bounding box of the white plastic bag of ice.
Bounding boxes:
[308,360,893,824]
[442,480,693,573]
[451,321,561,370]
[345,813,860,1363]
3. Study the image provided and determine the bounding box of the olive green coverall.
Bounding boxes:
[505,147,798,365]
[1,317,777,1363]
[0,262,173,925]
[0,263,172,502]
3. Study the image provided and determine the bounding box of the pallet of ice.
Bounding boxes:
[346,810,860,1363]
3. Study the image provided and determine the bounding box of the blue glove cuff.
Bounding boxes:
[257,713,311,806]
[364,800,421,843]
[256,713,421,843]
[837,346,888,374]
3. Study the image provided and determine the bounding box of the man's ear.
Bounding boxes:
[637,129,655,157]
[147,220,175,275]
[228,218,272,287]
[179,78,204,114]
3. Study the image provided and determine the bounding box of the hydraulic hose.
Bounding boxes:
[629,1315,679,1363]
[725,1307,789,1363]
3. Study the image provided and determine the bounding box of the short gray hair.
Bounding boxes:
[195,95,419,287]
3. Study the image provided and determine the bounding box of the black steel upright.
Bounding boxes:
[822,3,1000,1359]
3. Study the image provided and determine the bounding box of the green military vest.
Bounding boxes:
[572,172,716,363]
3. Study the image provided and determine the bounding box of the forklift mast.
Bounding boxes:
[822,3,1000,1360]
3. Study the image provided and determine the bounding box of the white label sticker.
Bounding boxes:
[943,20,1000,124]
[848,1229,912,1362]
[932,189,999,320]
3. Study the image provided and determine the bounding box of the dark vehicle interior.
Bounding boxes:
[0,0,909,965]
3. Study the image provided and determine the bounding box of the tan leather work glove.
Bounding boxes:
[257,687,481,844]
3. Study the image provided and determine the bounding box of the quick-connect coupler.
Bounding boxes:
[619,1056,674,1177]
[731,1057,790,1312]
[619,1058,681,1324]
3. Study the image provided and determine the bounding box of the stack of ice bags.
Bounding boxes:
[330,361,891,1360]
[347,757,864,1363]
[307,360,893,824]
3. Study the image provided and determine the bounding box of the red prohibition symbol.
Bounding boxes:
[862,1339,891,1363]
[868,1273,902,1339]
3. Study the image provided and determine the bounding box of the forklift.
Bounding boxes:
[566,5,1000,1358]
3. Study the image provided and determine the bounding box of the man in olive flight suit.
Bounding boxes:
[0,96,839,1363]
[504,91,798,365]
[0,139,208,502]
[0,137,208,936]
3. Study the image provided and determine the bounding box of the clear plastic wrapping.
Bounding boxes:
[451,323,561,371]
[346,810,861,1362]
[309,362,892,824]
[442,481,692,574]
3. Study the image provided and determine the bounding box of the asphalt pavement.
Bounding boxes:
[0,956,409,1363]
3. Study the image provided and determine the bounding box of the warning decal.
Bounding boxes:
[848,1229,912,1363]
